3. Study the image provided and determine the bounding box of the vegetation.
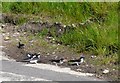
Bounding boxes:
[2,2,119,64]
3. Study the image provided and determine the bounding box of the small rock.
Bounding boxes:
[47,53,50,55]
[52,38,55,41]
[103,69,109,74]
[31,44,33,46]
[16,32,20,35]
[2,33,5,36]
[52,52,55,55]
[86,64,89,67]
[76,69,82,71]
[72,24,76,27]
[29,40,34,43]
[55,22,59,24]
[57,43,60,46]
[13,34,16,37]
[0,46,5,48]
[113,69,115,71]
[58,29,62,32]
[63,25,66,28]
[52,44,56,47]
[16,39,19,41]
[13,32,20,37]
[79,22,85,25]
[23,32,26,35]
[4,36,10,41]
[7,33,10,35]
[91,55,96,58]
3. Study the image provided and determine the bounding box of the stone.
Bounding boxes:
[72,24,76,27]
[91,55,96,58]
[103,69,109,74]
[52,52,55,55]
[4,36,10,41]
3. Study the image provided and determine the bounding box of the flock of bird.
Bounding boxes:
[17,42,85,66]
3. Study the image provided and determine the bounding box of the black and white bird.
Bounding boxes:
[29,53,41,64]
[21,53,40,64]
[17,42,25,49]
[21,53,34,62]
[68,55,85,66]
[50,58,66,66]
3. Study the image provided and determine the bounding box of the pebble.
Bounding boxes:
[16,39,19,41]
[47,53,50,55]
[52,38,55,41]
[7,33,10,35]
[91,55,96,58]
[52,52,55,55]
[55,22,59,24]
[46,36,53,40]
[16,32,20,35]
[52,44,56,47]
[4,36,10,41]
[79,23,85,25]
[72,24,76,27]
[29,40,34,43]
[2,33,5,36]
[0,46,5,48]
[86,65,89,67]
[58,29,62,32]
[103,69,109,74]
[57,43,60,46]
[13,32,20,37]
[31,44,33,46]
[112,69,115,71]
[76,69,82,71]
[63,25,66,28]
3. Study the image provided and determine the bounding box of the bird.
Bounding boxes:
[20,53,40,64]
[17,42,25,49]
[68,55,85,66]
[20,53,34,62]
[29,53,41,64]
[49,58,66,66]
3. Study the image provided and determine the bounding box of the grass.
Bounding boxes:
[2,2,119,65]
[2,2,118,24]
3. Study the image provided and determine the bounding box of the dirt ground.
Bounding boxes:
[0,23,119,81]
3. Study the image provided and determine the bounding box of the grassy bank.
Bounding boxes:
[2,2,119,64]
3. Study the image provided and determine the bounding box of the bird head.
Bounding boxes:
[37,52,41,58]
[79,54,85,60]
[27,53,32,58]
[37,54,41,59]
[79,54,85,63]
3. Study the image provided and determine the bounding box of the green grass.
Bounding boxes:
[2,2,119,64]
[58,22,118,55]
[3,2,118,24]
